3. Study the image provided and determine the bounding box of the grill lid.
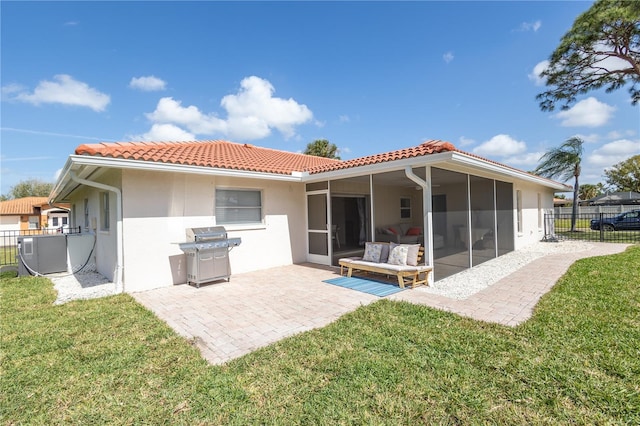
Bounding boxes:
[186,226,227,242]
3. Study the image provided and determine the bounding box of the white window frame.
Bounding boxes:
[28,216,39,229]
[537,193,543,229]
[516,190,523,234]
[400,197,411,219]
[84,199,89,229]
[215,188,263,225]
[100,192,110,231]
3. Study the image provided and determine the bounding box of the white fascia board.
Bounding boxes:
[49,156,75,202]
[448,152,571,191]
[302,152,453,182]
[50,155,302,202]
[67,155,302,181]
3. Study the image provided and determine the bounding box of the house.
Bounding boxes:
[0,196,70,232]
[587,191,640,206]
[49,139,570,293]
[553,197,571,207]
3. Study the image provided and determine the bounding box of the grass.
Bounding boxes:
[554,218,592,229]
[0,245,16,267]
[2,246,639,424]
[555,228,640,243]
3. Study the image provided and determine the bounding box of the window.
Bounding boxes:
[215,189,262,224]
[84,199,89,229]
[537,193,542,229]
[28,216,39,229]
[52,217,59,227]
[400,197,411,219]
[62,217,68,225]
[100,192,110,231]
[516,190,523,234]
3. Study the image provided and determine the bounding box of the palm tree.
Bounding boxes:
[304,139,341,159]
[578,183,603,203]
[534,137,584,231]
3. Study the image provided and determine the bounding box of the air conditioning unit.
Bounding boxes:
[17,235,68,276]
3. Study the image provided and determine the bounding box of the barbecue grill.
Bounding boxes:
[179,226,241,288]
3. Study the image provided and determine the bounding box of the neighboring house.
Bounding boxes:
[553,197,571,207]
[587,191,640,206]
[49,140,570,293]
[0,197,70,232]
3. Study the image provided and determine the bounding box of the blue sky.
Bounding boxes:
[1,1,638,196]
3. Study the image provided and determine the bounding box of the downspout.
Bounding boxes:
[404,166,434,285]
[69,171,124,293]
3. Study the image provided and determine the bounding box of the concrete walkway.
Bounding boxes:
[132,242,630,365]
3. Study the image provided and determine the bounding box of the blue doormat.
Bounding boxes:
[323,276,405,297]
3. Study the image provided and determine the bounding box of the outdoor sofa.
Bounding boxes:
[338,241,433,289]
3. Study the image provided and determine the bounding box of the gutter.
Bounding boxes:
[404,166,434,286]
[69,171,124,293]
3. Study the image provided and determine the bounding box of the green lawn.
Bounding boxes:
[0,245,16,267]
[2,247,639,424]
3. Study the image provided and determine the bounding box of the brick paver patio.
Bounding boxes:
[133,242,630,365]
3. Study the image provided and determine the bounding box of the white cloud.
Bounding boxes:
[1,83,25,96]
[129,75,167,91]
[146,97,227,134]
[587,139,640,167]
[554,97,615,127]
[592,41,631,74]
[11,74,110,112]
[458,136,475,147]
[607,130,622,139]
[443,52,454,63]
[339,115,350,123]
[144,76,313,141]
[572,133,601,143]
[221,76,312,139]
[133,123,195,142]
[54,168,63,181]
[520,20,541,32]
[503,152,545,168]
[473,134,527,157]
[528,60,549,86]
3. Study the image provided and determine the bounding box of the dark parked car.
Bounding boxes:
[590,210,640,231]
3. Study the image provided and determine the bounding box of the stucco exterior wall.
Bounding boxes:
[373,184,423,228]
[120,169,306,292]
[514,182,554,250]
[67,171,120,282]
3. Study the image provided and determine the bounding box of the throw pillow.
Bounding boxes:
[387,244,408,265]
[406,227,421,236]
[362,242,383,263]
[379,243,390,263]
[404,244,420,266]
[387,227,399,235]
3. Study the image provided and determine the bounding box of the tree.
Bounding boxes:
[3,179,54,200]
[537,0,640,111]
[579,183,604,202]
[604,154,640,192]
[304,139,341,159]
[535,137,584,231]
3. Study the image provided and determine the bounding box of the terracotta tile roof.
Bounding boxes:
[75,140,341,175]
[0,197,49,215]
[73,139,564,188]
[306,140,456,174]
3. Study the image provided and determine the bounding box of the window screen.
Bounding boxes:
[215,189,262,224]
